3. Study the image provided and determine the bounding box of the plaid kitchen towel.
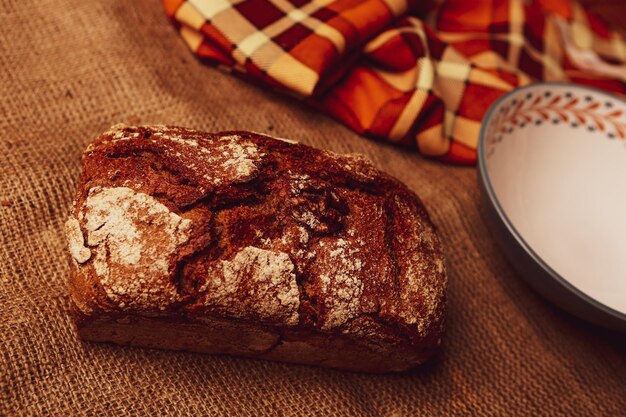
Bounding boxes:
[163,0,626,164]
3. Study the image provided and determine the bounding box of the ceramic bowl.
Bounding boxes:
[478,83,626,332]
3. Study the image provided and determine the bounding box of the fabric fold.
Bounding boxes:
[164,0,626,164]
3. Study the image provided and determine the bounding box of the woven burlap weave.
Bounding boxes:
[1,1,624,416]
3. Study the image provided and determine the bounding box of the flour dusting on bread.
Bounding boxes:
[217,136,260,180]
[317,238,364,330]
[65,217,91,263]
[203,246,300,325]
[73,186,192,309]
[391,195,446,336]
[103,125,263,187]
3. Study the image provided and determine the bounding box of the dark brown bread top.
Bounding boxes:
[66,125,446,351]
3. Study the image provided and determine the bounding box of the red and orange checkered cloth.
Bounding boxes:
[163,0,626,164]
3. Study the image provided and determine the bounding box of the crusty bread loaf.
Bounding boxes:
[65,124,447,372]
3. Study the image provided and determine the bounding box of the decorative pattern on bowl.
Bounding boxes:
[485,88,626,159]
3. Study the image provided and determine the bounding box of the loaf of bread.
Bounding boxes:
[65,125,447,372]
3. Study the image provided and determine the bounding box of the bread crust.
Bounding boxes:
[66,125,447,372]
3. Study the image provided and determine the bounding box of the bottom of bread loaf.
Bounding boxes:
[77,314,433,373]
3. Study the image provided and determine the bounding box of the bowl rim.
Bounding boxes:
[477,81,626,323]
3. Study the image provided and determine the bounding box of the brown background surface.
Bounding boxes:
[1,1,625,415]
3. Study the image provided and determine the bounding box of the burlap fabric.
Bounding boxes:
[1,1,624,416]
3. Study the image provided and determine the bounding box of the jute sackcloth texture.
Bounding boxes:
[1,1,624,416]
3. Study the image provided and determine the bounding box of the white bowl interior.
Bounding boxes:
[484,84,626,315]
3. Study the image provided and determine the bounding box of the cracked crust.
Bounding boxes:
[67,125,447,372]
